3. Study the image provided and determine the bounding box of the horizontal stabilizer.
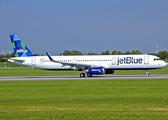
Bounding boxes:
[8,58,25,62]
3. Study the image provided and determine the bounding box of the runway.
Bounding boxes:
[0,74,168,81]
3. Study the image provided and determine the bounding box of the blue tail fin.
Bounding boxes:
[10,35,35,57]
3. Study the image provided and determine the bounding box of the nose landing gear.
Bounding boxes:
[146,70,149,77]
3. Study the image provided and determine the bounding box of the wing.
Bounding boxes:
[46,52,91,69]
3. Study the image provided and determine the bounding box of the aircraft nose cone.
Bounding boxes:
[163,61,167,67]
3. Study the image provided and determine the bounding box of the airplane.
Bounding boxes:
[8,35,167,77]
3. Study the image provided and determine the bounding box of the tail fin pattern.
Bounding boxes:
[10,35,35,57]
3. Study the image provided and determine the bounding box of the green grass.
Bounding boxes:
[0,68,82,76]
[0,62,25,67]
[0,79,168,119]
[0,66,167,76]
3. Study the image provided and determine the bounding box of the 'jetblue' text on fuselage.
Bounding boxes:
[117,57,143,66]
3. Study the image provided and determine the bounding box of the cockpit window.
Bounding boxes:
[154,58,161,61]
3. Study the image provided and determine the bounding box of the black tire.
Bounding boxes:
[87,73,92,77]
[146,73,149,77]
[80,73,85,77]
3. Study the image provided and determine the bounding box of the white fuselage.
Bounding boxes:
[8,54,167,70]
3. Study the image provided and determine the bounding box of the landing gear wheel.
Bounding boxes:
[80,73,85,77]
[87,73,92,77]
[146,73,149,77]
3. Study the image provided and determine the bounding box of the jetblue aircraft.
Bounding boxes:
[8,35,167,77]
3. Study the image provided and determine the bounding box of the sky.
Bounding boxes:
[0,0,168,55]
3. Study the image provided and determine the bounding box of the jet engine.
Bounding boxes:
[86,67,105,75]
[86,67,115,75]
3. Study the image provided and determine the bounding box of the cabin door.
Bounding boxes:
[73,58,77,63]
[144,56,149,64]
[111,57,116,65]
[31,57,36,67]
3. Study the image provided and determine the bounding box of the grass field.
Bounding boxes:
[0,63,168,119]
[0,79,168,119]
[0,62,25,68]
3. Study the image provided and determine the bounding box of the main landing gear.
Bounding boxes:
[80,69,86,77]
[80,73,92,77]
[80,69,92,77]
[87,73,92,77]
[80,73,85,77]
[146,70,149,77]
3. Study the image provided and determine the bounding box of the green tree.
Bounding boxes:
[0,54,5,62]
[88,51,96,55]
[101,50,110,55]
[148,53,156,55]
[10,52,15,57]
[0,52,16,62]
[5,53,11,59]
[130,50,142,54]
[101,51,105,55]
[117,51,122,55]
[123,51,131,55]
[111,50,117,55]
[156,50,168,59]
[60,50,82,55]
[34,53,42,56]
[104,50,110,55]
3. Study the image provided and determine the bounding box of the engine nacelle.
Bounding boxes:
[87,67,105,75]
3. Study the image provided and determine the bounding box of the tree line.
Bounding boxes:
[60,50,142,55]
[0,50,168,62]
[60,50,168,60]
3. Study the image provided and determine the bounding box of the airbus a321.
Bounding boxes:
[8,35,167,77]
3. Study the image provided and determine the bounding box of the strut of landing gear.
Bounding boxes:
[80,73,85,77]
[146,70,149,77]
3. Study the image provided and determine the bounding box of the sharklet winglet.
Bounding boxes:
[46,52,61,63]
[46,52,53,61]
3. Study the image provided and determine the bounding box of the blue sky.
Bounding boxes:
[0,0,168,55]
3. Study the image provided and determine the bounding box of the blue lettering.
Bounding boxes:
[127,57,131,64]
[124,58,126,64]
[133,58,138,64]
[117,57,119,66]
[120,58,123,64]
[139,58,142,64]
[117,57,143,66]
